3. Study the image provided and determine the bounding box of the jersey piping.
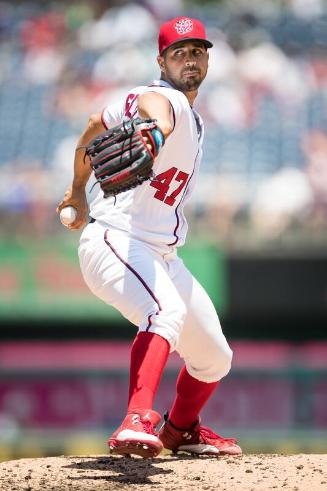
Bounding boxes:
[104,229,162,330]
[168,148,199,246]
[168,108,203,246]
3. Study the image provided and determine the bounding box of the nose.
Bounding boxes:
[186,51,199,65]
[185,59,196,67]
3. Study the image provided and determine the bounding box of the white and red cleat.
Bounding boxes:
[108,409,163,458]
[159,414,242,456]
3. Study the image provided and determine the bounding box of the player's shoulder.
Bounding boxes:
[125,85,150,96]
[126,84,177,98]
[145,82,184,98]
[143,82,189,113]
[126,82,185,101]
[123,81,189,120]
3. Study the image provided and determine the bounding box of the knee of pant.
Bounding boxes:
[202,341,233,382]
[214,345,233,380]
[187,344,233,383]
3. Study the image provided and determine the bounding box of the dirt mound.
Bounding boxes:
[0,453,326,490]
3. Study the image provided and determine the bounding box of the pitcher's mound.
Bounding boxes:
[0,453,326,490]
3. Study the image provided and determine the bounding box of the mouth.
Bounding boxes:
[183,70,200,77]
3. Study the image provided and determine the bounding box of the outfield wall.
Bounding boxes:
[1,237,326,340]
[0,340,326,460]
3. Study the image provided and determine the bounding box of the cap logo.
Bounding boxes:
[174,18,193,35]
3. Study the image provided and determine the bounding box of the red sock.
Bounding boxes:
[128,332,170,413]
[169,366,219,429]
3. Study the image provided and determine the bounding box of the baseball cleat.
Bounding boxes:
[108,409,163,458]
[159,413,242,456]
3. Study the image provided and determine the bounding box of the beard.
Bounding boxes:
[166,69,206,92]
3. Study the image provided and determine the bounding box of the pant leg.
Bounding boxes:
[168,255,233,382]
[78,222,187,351]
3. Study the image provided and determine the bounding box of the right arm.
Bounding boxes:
[56,112,105,230]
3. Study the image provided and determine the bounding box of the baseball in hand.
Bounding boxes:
[60,206,77,227]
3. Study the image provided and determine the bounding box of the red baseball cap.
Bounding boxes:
[158,17,213,55]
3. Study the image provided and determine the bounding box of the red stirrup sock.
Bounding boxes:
[127,331,170,413]
[169,366,219,429]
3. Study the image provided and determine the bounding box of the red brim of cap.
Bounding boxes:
[160,38,213,55]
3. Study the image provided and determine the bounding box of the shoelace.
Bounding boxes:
[198,425,237,444]
[141,419,157,435]
[131,414,157,435]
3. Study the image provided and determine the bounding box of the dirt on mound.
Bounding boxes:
[0,453,326,491]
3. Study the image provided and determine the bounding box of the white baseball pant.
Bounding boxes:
[78,220,233,383]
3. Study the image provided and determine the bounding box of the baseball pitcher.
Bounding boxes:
[57,16,241,458]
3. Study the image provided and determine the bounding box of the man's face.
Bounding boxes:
[158,41,209,92]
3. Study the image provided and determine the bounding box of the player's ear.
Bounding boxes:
[157,55,165,73]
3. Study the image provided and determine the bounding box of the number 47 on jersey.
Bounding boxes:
[150,167,189,206]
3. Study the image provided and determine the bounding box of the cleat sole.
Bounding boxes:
[108,440,162,459]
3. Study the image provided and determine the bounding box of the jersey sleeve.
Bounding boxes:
[101,86,146,128]
[101,99,125,129]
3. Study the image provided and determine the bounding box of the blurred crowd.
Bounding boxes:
[1,0,327,248]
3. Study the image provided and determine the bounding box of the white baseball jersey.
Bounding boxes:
[89,80,204,248]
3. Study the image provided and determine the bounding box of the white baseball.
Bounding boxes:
[60,206,77,227]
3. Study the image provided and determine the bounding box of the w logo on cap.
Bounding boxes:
[174,18,193,35]
[158,17,212,54]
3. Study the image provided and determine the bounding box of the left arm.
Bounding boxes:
[138,92,173,140]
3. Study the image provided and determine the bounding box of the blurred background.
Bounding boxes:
[0,0,327,460]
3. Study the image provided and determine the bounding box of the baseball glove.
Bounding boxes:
[86,117,165,198]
